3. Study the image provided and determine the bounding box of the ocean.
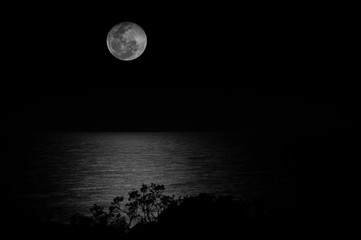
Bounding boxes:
[1,131,315,223]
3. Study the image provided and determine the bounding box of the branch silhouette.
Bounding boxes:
[71,183,178,232]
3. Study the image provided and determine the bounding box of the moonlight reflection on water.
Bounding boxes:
[6,132,308,222]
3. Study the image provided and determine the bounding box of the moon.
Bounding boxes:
[106,22,147,61]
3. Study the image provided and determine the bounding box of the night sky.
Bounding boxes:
[0,3,357,235]
[1,2,355,133]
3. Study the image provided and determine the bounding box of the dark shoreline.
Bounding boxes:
[1,188,345,240]
[1,131,355,239]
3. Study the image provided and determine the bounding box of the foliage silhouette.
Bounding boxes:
[68,183,321,239]
[3,183,319,240]
[71,183,178,232]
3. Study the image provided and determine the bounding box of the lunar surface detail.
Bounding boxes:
[106,22,147,61]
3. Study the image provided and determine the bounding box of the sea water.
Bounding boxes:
[1,131,312,222]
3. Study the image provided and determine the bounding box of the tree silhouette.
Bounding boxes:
[71,183,178,231]
[67,183,315,240]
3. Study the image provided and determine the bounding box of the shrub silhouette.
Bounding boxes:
[70,185,260,239]
[71,183,178,232]
[2,182,322,240]
[69,183,317,239]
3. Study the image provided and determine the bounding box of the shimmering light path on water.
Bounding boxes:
[5,132,309,222]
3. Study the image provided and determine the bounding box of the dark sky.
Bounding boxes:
[1,2,355,133]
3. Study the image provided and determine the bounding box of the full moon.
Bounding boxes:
[106,22,147,61]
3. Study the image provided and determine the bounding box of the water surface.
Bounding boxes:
[3,131,311,222]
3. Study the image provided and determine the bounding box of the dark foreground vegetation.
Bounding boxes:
[2,182,341,240]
